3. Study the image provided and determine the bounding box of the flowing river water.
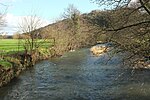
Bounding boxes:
[0,48,150,100]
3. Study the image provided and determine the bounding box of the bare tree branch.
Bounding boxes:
[107,20,150,31]
[139,0,150,15]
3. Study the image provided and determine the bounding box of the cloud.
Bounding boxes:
[1,13,50,35]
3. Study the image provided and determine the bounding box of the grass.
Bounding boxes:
[0,39,53,55]
[0,60,12,69]
[0,39,23,51]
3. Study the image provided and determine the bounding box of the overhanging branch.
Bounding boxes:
[139,0,150,15]
[107,20,150,31]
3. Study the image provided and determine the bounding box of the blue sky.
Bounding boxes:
[1,0,101,34]
[7,0,100,20]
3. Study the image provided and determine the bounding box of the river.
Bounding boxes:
[0,48,150,100]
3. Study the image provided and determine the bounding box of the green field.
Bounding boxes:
[0,39,53,55]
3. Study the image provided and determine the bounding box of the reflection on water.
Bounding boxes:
[0,48,150,100]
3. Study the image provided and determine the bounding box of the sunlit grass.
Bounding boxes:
[0,39,53,55]
[0,60,12,69]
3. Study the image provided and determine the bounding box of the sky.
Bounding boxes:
[0,0,101,35]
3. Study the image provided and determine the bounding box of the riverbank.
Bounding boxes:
[0,47,58,87]
[0,44,84,87]
[90,44,150,69]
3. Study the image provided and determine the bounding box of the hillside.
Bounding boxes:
[37,11,100,55]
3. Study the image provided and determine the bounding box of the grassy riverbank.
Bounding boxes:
[0,39,55,87]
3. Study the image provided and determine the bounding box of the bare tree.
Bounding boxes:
[19,15,43,53]
[0,3,7,31]
[0,13,5,29]
[18,14,52,65]
[62,4,81,50]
